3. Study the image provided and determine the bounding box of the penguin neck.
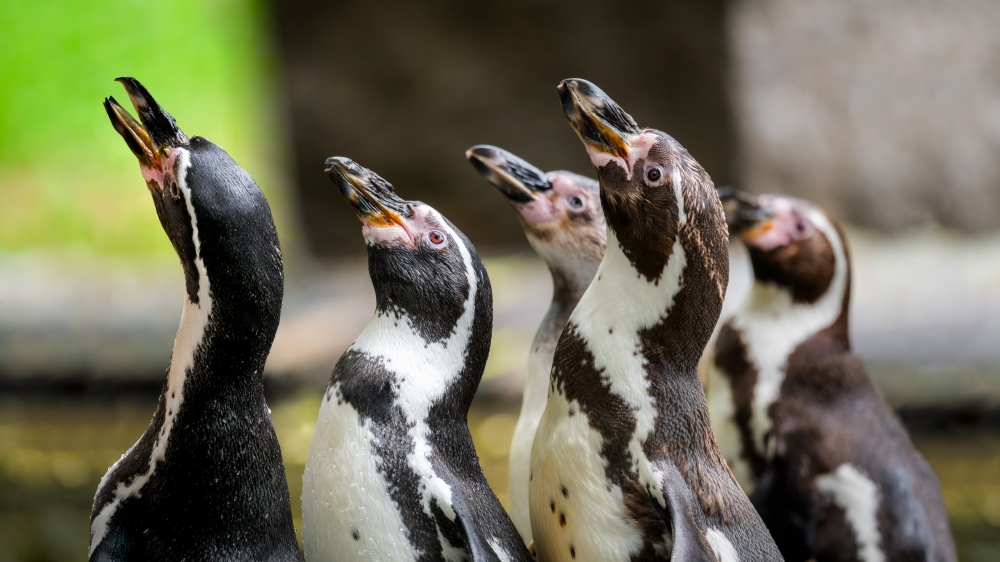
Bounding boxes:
[349,246,490,417]
[523,269,586,418]
[573,229,719,378]
[735,227,851,354]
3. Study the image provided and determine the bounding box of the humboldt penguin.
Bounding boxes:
[90,78,301,561]
[528,78,783,561]
[465,144,606,543]
[302,157,532,562]
[707,189,956,562]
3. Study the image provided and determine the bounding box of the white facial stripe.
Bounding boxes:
[731,207,847,459]
[90,149,212,555]
[671,167,686,225]
[347,207,478,524]
[816,464,885,562]
[706,528,740,562]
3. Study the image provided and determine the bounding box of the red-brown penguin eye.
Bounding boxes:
[428,231,445,245]
[646,166,662,183]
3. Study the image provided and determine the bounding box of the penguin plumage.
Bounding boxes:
[466,144,606,543]
[302,157,532,562]
[707,190,956,562]
[529,78,783,561]
[90,78,301,561]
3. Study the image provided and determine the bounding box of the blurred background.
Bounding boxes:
[1,0,999,559]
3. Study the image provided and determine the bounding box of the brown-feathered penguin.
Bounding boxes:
[466,144,606,543]
[707,189,956,562]
[528,78,784,561]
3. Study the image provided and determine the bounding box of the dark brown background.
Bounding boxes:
[270,0,734,257]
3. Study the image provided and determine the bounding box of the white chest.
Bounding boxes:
[302,393,415,562]
[529,391,647,562]
[712,209,848,467]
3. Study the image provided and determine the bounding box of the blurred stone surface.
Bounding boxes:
[269,0,734,257]
[730,0,1000,232]
[3,230,1000,409]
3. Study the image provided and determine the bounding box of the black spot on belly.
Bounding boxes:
[570,544,576,559]
[561,486,569,498]
[352,527,359,541]
[550,499,555,513]
[559,513,566,527]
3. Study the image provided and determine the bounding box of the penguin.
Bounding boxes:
[528,78,784,561]
[706,189,956,562]
[465,144,606,544]
[91,78,301,561]
[302,157,533,562]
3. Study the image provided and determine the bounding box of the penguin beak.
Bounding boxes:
[717,187,774,237]
[558,78,641,163]
[104,77,188,173]
[465,145,551,203]
[324,157,408,230]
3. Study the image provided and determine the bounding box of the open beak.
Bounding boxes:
[558,78,641,162]
[103,77,188,173]
[465,145,551,204]
[324,156,408,230]
[717,187,774,237]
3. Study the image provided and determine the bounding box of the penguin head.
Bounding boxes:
[721,189,849,305]
[105,78,282,320]
[465,145,606,292]
[558,78,728,288]
[326,157,491,345]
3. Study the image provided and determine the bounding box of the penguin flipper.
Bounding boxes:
[658,462,719,562]
[431,495,503,562]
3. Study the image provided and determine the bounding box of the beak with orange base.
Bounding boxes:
[717,187,775,240]
[104,77,189,180]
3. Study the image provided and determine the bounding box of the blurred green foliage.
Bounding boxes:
[0,0,285,257]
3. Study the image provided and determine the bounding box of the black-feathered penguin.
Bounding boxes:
[528,78,784,561]
[90,78,301,561]
[465,145,606,544]
[302,157,533,562]
[706,189,956,562]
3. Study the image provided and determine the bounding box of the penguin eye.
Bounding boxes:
[427,230,446,246]
[166,180,180,200]
[795,217,809,235]
[645,166,664,184]
[567,195,585,210]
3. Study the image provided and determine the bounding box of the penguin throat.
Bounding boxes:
[348,215,484,519]
[731,211,849,459]
[568,230,688,441]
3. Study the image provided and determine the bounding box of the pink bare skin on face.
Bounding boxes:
[739,196,818,253]
[359,203,449,250]
[582,131,658,180]
[513,172,600,230]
